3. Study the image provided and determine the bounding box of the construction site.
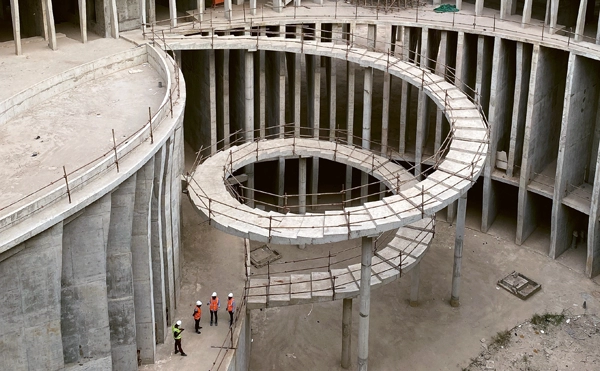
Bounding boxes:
[2,0,600,370]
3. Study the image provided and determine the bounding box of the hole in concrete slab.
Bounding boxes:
[250,245,281,268]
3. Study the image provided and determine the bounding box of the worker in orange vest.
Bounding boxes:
[193,300,202,334]
[227,293,236,327]
[209,292,220,326]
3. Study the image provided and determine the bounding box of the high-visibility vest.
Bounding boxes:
[172,325,182,340]
[210,297,219,311]
[227,298,235,312]
[193,306,202,320]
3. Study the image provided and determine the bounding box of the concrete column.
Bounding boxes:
[456,0,462,9]
[224,0,232,20]
[78,0,87,43]
[9,0,21,55]
[162,138,175,326]
[327,57,337,140]
[209,50,217,154]
[415,89,428,179]
[43,0,57,50]
[279,52,286,137]
[307,54,321,138]
[450,193,468,307]
[258,47,266,139]
[420,27,429,69]
[341,298,352,369]
[41,0,49,40]
[588,129,600,277]
[409,262,421,307]
[197,0,204,21]
[346,61,355,144]
[293,46,302,136]
[278,158,285,208]
[312,159,319,207]
[381,72,390,156]
[597,13,600,44]
[475,0,484,15]
[362,68,373,150]
[549,0,559,34]
[169,0,177,27]
[273,0,283,12]
[110,0,119,39]
[522,0,533,27]
[575,0,588,42]
[107,175,138,371]
[399,81,410,155]
[447,201,457,223]
[250,0,257,15]
[247,164,255,208]
[148,0,156,24]
[0,224,64,371]
[132,159,156,364]
[357,236,373,371]
[455,32,465,88]
[222,50,231,149]
[151,148,167,343]
[245,51,255,141]
[299,158,307,214]
[61,195,113,368]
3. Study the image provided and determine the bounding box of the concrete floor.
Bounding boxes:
[0,61,163,209]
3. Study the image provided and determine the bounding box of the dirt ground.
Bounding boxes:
[465,312,600,371]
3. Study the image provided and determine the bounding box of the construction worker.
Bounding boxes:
[172,320,187,356]
[227,293,236,327]
[193,300,202,334]
[209,292,220,326]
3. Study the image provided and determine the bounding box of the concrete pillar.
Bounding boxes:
[450,193,468,307]
[292,44,302,136]
[245,51,255,141]
[224,0,232,20]
[162,138,175,326]
[250,0,257,15]
[409,262,421,307]
[381,72,390,156]
[456,0,462,10]
[151,148,167,343]
[61,195,113,368]
[258,46,266,139]
[399,81,410,155]
[522,0,533,27]
[169,0,177,27]
[420,28,429,69]
[362,68,373,150]
[209,50,217,154]
[346,61,355,143]
[247,164,255,208]
[279,52,286,137]
[575,0,588,42]
[148,0,156,24]
[197,0,204,21]
[475,0,484,15]
[273,0,283,12]
[0,224,64,371]
[327,57,337,140]
[341,298,352,369]
[307,54,321,138]
[107,175,138,371]
[221,50,231,148]
[455,32,465,89]
[110,0,119,39]
[41,0,49,40]
[278,158,285,208]
[78,0,87,43]
[549,0,559,34]
[9,0,21,55]
[299,158,307,214]
[588,127,600,277]
[311,159,319,208]
[132,159,156,364]
[357,236,373,371]
[43,0,57,50]
[415,90,428,179]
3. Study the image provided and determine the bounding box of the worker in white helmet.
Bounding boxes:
[193,300,202,334]
[227,293,236,327]
[172,320,187,356]
[209,292,220,326]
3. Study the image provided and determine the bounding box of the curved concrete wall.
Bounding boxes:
[0,45,186,370]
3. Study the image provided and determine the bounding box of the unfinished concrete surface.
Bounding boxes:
[5,0,600,370]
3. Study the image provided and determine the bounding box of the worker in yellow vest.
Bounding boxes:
[227,293,236,327]
[193,300,202,334]
[209,292,220,326]
[172,320,187,356]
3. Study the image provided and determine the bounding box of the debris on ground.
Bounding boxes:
[463,312,600,371]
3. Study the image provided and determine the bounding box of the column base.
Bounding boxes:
[409,300,419,308]
[450,297,460,307]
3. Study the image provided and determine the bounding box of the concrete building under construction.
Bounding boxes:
[1,0,600,370]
